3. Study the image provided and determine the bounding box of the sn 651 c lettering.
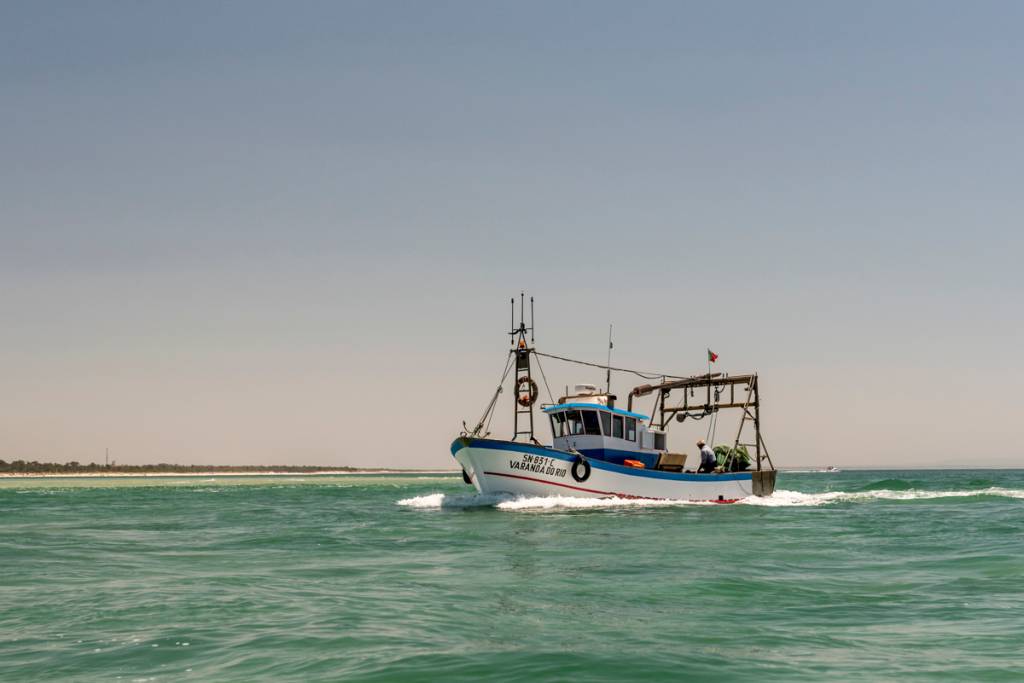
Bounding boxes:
[509,453,568,478]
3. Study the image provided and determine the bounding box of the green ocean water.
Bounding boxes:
[1,470,1022,682]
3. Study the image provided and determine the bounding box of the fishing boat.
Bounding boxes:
[451,296,777,503]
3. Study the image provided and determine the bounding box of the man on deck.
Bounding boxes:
[697,440,717,473]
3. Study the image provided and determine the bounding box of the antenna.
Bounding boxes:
[509,292,534,345]
[530,296,535,344]
[606,324,613,394]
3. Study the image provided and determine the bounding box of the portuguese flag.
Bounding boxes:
[708,348,719,363]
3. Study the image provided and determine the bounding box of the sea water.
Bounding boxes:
[1,470,1022,681]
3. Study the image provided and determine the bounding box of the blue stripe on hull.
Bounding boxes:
[450,436,753,483]
[578,448,658,469]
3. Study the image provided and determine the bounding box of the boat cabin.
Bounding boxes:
[542,384,669,469]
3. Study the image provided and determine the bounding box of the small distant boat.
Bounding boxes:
[823,466,841,473]
[450,296,778,503]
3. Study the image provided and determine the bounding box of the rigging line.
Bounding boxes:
[707,387,722,444]
[533,351,688,381]
[669,382,708,419]
[757,431,775,470]
[472,353,514,435]
[725,384,757,471]
[475,386,501,436]
[707,403,718,445]
[532,352,556,406]
[668,375,721,423]
[483,390,500,436]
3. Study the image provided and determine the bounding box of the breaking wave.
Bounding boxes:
[741,487,1024,507]
[853,478,922,491]
[396,492,518,509]
[496,495,716,510]
[397,492,714,510]
[398,487,1024,511]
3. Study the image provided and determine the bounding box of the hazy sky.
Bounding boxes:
[2,1,1022,468]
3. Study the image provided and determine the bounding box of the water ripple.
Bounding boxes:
[2,470,1022,681]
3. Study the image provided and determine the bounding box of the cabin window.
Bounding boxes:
[625,417,637,441]
[550,412,566,438]
[612,415,624,439]
[654,432,666,450]
[599,411,611,436]
[565,410,586,436]
[581,410,601,436]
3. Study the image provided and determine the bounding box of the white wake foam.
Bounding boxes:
[740,487,1024,507]
[398,487,1024,510]
[396,492,716,510]
[495,495,715,510]
[396,492,518,509]
[399,492,721,510]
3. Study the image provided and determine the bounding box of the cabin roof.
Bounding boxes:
[543,402,649,421]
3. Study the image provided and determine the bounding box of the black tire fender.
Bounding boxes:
[461,469,472,485]
[571,454,591,483]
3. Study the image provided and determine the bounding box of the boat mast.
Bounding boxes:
[510,293,536,442]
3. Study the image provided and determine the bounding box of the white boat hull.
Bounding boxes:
[451,437,768,503]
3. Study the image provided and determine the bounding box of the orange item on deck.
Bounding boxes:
[623,459,645,469]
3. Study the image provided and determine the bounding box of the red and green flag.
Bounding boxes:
[708,348,719,363]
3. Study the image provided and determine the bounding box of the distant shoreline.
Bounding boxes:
[0,470,458,479]
[2,466,1019,479]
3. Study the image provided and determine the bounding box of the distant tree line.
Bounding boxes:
[0,460,370,474]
